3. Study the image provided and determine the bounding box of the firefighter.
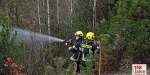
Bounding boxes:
[80,32,100,73]
[65,31,84,74]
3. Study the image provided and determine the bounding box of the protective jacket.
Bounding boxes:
[66,38,83,61]
[80,39,99,68]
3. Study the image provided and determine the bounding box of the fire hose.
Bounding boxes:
[63,40,71,43]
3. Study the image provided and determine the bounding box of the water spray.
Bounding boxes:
[0,25,65,44]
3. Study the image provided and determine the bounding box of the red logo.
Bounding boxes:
[132,64,147,75]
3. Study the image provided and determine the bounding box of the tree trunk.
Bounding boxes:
[57,0,60,25]
[47,0,50,36]
[93,0,97,28]
[70,0,73,25]
[37,0,41,33]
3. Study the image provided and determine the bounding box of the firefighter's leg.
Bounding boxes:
[81,54,87,68]
[72,61,81,75]
[81,60,86,68]
[75,61,80,73]
[70,55,77,75]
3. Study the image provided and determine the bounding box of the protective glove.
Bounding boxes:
[69,39,74,45]
[65,39,72,46]
[65,43,68,46]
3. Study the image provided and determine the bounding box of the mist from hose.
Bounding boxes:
[0,26,64,44]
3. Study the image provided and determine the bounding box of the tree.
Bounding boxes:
[0,17,22,57]
[0,17,24,71]
[47,0,50,36]
[93,0,96,28]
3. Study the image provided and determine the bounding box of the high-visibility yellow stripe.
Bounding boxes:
[77,51,81,60]
[81,44,92,49]
[73,45,77,50]
[69,45,77,50]
[68,47,72,50]
[70,55,80,61]
[82,53,86,61]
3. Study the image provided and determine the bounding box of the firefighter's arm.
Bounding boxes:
[65,39,74,46]
[66,42,77,52]
[95,43,100,62]
[93,43,100,54]
[68,45,77,52]
[96,41,100,54]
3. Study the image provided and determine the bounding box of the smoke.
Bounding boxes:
[0,25,64,44]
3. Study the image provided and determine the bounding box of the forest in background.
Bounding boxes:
[0,0,150,75]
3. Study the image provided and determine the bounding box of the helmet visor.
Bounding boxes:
[74,33,78,36]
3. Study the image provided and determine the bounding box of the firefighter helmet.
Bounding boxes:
[86,32,95,40]
[74,31,84,37]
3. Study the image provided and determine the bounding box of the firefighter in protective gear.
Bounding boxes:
[65,31,84,74]
[80,32,100,71]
